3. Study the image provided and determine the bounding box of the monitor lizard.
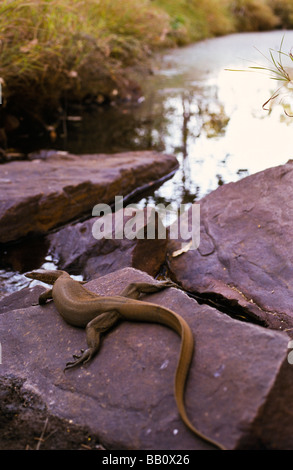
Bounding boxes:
[26,269,226,450]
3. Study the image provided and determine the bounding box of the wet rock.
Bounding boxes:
[47,207,168,279]
[0,150,178,244]
[0,147,8,163]
[167,160,293,334]
[1,268,292,449]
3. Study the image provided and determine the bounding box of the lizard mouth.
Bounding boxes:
[25,269,65,284]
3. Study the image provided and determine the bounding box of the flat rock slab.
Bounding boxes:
[1,268,293,450]
[0,150,178,243]
[167,161,293,334]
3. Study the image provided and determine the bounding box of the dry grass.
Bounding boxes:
[0,0,291,128]
[0,0,169,119]
[227,36,293,116]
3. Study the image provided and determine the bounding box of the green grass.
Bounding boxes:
[153,0,281,44]
[0,0,292,130]
[153,0,233,44]
[268,0,293,29]
[228,36,293,115]
[229,0,280,31]
[0,0,170,121]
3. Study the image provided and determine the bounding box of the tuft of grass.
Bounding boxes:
[252,39,293,114]
[227,36,293,115]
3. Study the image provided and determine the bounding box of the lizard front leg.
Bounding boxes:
[120,280,176,300]
[36,288,53,305]
[65,310,120,370]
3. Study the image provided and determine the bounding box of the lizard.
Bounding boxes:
[25,269,226,450]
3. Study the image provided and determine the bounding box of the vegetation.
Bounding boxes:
[154,0,282,43]
[268,0,293,29]
[0,0,292,136]
[233,36,293,115]
[0,0,170,125]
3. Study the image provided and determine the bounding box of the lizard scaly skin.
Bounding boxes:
[26,269,226,450]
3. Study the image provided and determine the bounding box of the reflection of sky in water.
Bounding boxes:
[138,30,293,209]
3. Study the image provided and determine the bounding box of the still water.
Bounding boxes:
[138,30,293,206]
[2,30,293,295]
[20,30,293,205]
[58,30,293,206]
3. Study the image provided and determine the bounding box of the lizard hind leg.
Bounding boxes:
[120,280,176,300]
[32,288,53,306]
[64,310,120,371]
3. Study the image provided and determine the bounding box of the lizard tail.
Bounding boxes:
[122,302,226,450]
[174,321,227,450]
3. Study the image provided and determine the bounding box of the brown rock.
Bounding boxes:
[0,150,178,243]
[0,268,292,449]
[47,207,168,279]
[0,285,46,314]
[167,161,293,334]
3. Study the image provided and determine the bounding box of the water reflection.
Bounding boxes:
[139,30,293,206]
[0,237,55,296]
[48,31,293,210]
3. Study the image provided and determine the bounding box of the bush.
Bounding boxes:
[153,0,235,44]
[229,0,280,32]
[268,0,293,29]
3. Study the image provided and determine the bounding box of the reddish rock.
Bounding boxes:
[0,285,45,314]
[1,268,292,450]
[0,150,178,243]
[167,161,293,334]
[47,207,168,279]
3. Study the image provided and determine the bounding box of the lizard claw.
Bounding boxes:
[159,280,177,288]
[64,348,94,371]
[72,349,85,359]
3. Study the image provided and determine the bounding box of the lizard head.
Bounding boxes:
[25,269,67,285]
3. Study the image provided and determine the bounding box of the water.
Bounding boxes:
[47,30,293,206]
[2,30,293,296]
[139,30,293,206]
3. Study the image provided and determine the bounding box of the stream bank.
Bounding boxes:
[2,31,293,451]
[2,0,291,156]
